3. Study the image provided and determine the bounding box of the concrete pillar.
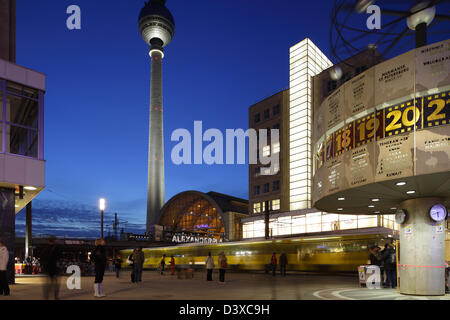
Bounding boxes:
[25,202,32,259]
[146,47,165,232]
[399,198,446,296]
[0,188,15,284]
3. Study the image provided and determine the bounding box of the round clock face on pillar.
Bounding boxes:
[429,204,448,222]
[395,209,407,224]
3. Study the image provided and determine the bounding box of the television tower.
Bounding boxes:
[138,0,175,233]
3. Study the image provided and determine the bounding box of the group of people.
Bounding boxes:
[270,252,288,277]
[17,257,41,275]
[205,251,228,283]
[368,243,398,288]
[127,249,229,283]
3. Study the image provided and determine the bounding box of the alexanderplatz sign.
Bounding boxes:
[312,39,450,296]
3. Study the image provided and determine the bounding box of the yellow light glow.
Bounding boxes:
[99,198,106,211]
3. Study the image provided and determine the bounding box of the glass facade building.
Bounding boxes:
[243,211,398,239]
[158,191,248,242]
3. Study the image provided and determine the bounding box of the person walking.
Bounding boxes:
[381,243,397,289]
[114,254,122,278]
[132,247,144,283]
[0,240,10,296]
[128,250,135,283]
[41,238,60,300]
[279,252,288,277]
[205,252,215,281]
[92,239,107,297]
[218,252,227,283]
[270,253,277,277]
[160,254,166,275]
[170,256,175,276]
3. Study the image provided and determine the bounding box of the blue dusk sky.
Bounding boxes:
[14,0,450,236]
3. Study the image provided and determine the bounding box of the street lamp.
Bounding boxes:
[99,198,106,240]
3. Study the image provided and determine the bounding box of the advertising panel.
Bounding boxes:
[345,142,375,188]
[375,50,415,106]
[416,125,450,176]
[324,154,346,195]
[416,39,450,92]
[325,86,345,131]
[345,68,375,118]
[375,132,414,182]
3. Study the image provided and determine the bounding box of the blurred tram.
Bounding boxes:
[121,233,396,273]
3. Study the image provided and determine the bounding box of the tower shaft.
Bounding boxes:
[146,49,165,232]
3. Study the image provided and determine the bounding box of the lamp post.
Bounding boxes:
[99,199,106,240]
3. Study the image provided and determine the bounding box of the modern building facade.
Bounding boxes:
[289,39,333,211]
[243,38,402,240]
[0,0,45,283]
[138,0,175,233]
[249,89,290,216]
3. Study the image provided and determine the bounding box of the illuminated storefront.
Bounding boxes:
[242,210,398,240]
[158,191,248,242]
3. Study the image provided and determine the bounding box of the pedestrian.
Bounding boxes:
[0,240,10,296]
[369,246,380,265]
[132,247,144,283]
[381,243,397,289]
[279,252,288,277]
[205,252,214,281]
[114,254,122,278]
[92,239,107,297]
[270,252,277,276]
[160,254,166,275]
[25,256,32,274]
[170,256,175,276]
[128,250,135,283]
[40,238,60,300]
[218,252,227,283]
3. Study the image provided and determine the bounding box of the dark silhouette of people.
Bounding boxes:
[40,238,60,300]
[279,252,288,277]
[92,239,107,297]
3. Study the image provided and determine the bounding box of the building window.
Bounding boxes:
[263,183,270,193]
[1,81,42,159]
[263,109,270,120]
[272,142,280,154]
[273,104,280,116]
[272,199,280,211]
[273,180,280,191]
[253,203,261,214]
[273,162,280,174]
[263,145,271,157]
[254,185,260,196]
[254,167,260,177]
[254,113,261,124]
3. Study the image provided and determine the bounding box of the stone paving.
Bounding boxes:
[2,270,449,300]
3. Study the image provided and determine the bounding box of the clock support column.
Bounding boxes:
[398,197,446,296]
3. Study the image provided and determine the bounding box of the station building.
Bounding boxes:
[156,191,248,243]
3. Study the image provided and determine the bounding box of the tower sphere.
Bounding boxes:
[138,0,175,47]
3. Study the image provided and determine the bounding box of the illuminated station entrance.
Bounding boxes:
[157,191,248,243]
